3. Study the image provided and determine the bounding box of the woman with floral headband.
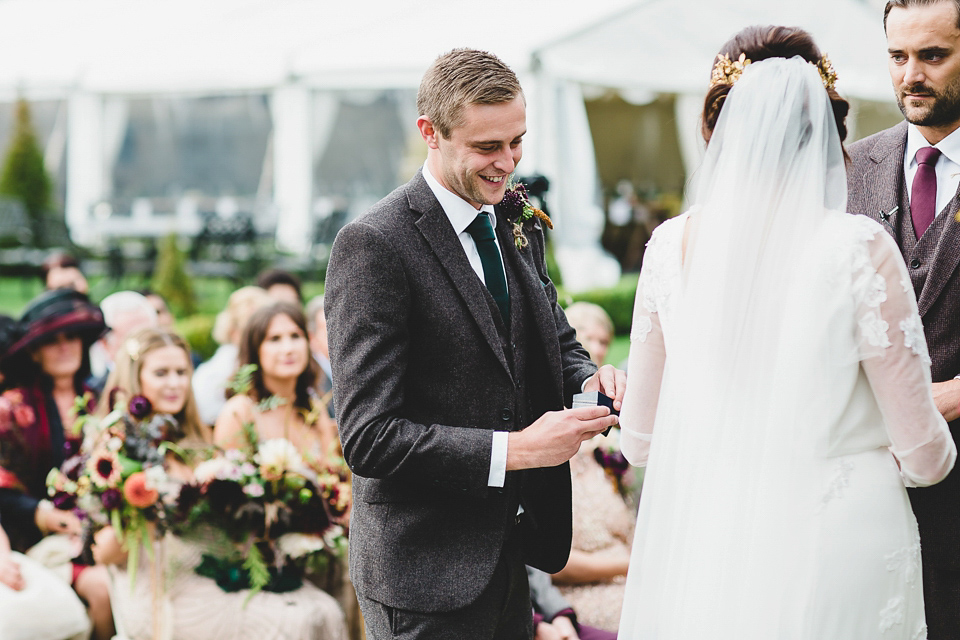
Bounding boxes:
[0,288,114,640]
[84,326,211,639]
[616,26,955,639]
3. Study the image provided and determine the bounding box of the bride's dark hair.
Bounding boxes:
[702,26,850,147]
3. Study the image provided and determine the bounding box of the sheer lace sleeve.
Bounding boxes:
[856,226,956,487]
[618,246,667,467]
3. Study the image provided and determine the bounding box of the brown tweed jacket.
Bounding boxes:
[848,121,960,565]
[325,170,596,612]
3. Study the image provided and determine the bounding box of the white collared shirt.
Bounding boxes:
[904,124,960,217]
[421,162,510,489]
[422,162,509,289]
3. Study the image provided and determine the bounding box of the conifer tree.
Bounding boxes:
[152,232,197,316]
[0,99,51,246]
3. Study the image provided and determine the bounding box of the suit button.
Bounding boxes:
[501,409,513,422]
[910,258,921,269]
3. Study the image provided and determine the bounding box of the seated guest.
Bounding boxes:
[564,302,614,368]
[88,291,158,393]
[0,289,114,640]
[138,288,175,329]
[528,567,616,640]
[192,286,271,426]
[256,268,303,305]
[40,252,89,295]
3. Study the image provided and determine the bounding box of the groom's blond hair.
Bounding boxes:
[417,48,523,139]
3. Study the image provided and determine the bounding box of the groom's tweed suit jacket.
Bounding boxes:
[325,170,596,612]
[848,121,960,565]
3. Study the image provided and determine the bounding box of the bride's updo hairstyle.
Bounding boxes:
[702,26,850,146]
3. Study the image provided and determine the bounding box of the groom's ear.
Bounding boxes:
[417,116,441,149]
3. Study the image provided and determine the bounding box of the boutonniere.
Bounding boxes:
[499,182,553,250]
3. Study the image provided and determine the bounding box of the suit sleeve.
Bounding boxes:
[326,220,494,494]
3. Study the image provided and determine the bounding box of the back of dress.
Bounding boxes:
[616,57,955,640]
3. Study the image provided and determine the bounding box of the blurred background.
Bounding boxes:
[0,0,901,363]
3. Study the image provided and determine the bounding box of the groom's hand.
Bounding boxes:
[583,364,627,411]
[506,406,618,470]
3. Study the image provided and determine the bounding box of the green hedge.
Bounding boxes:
[559,274,639,336]
[176,314,218,363]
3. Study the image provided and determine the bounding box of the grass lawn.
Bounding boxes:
[606,333,631,368]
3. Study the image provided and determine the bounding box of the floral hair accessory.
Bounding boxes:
[710,52,838,90]
[128,395,152,420]
[499,182,553,250]
[125,337,141,362]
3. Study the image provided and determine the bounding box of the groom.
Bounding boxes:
[848,1,960,637]
[325,48,624,639]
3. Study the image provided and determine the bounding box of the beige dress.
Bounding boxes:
[109,535,348,640]
[557,441,635,632]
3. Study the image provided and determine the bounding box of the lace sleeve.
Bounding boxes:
[618,256,666,468]
[858,229,956,487]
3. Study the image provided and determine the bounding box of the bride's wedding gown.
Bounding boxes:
[617,209,955,639]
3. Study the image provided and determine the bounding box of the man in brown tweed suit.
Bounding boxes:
[848,2,960,637]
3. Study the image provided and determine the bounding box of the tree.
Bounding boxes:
[0,99,51,246]
[152,233,197,316]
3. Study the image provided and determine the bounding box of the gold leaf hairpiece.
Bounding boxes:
[709,52,838,91]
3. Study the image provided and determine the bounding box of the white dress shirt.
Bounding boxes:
[904,124,960,218]
[422,163,510,488]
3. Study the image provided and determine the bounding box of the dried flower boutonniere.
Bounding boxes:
[499,182,553,250]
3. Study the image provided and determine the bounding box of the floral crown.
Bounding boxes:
[709,53,838,90]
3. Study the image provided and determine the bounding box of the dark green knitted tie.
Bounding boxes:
[465,213,510,326]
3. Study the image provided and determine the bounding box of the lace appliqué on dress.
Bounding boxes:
[820,458,854,508]
[912,623,928,640]
[859,312,892,349]
[879,596,905,633]
[885,534,921,585]
[631,316,653,343]
[899,315,932,365]
[843,217,895,351]
[630,214,685,342]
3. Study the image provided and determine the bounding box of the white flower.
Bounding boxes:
[106,437,123,452]
[193,457,237,484]
[144,465,168,491]
[323,525,345,548]
[240,463,257,477]
[225,449,246,463]
[243,483,265,498]
[277,533,325,559]
[256,438,304,481]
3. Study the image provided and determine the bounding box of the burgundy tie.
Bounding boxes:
[911,146,942,239]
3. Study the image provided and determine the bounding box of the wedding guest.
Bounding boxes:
[0,518,90,640]
[192,286,271,426]
[528,567,616,640]
[88,291,158,393]
[0,288,114,640]
[215,302,337,470]
[138,289,175,329]
[40,252,89,295]
[306,295,332,387]
[213,302,347,638]
[565,302,614,367]
[256,268,303,305]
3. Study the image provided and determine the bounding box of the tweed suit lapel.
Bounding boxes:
[407,172,512,379]
[863,121,908,239]
[918,188,960,316]
[494,210,563,393]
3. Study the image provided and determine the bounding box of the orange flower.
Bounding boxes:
[123,471,158,508]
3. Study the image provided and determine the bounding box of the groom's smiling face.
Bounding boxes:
[421,97,526,209]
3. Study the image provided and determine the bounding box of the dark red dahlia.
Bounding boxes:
[128,395,152,420]
[101,488,123,510]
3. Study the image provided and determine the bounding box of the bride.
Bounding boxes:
[617,26,956,639]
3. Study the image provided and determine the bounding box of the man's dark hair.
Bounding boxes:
[39,251,82,285]
[255,268,303,302]
[884,0,960,31]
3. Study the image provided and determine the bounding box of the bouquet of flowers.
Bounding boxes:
[174,433,350,597]
[46,394,181,574]
[0,389,40,491]
[592,427,644,508]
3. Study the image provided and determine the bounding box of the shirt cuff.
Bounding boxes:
[488,431,508,487]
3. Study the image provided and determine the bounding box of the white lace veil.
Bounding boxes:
[620,57,848,637]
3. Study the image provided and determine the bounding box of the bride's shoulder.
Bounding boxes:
[822,211,885,240]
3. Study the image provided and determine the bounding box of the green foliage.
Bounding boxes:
[175,314,217,362]
[0,99,52,246]
[243,543,271,602]
[152,233,197,316]
[562,273,640,336]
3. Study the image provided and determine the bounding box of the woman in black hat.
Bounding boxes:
[0,288,115,640]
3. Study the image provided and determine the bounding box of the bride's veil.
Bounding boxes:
[620,56,847,637]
